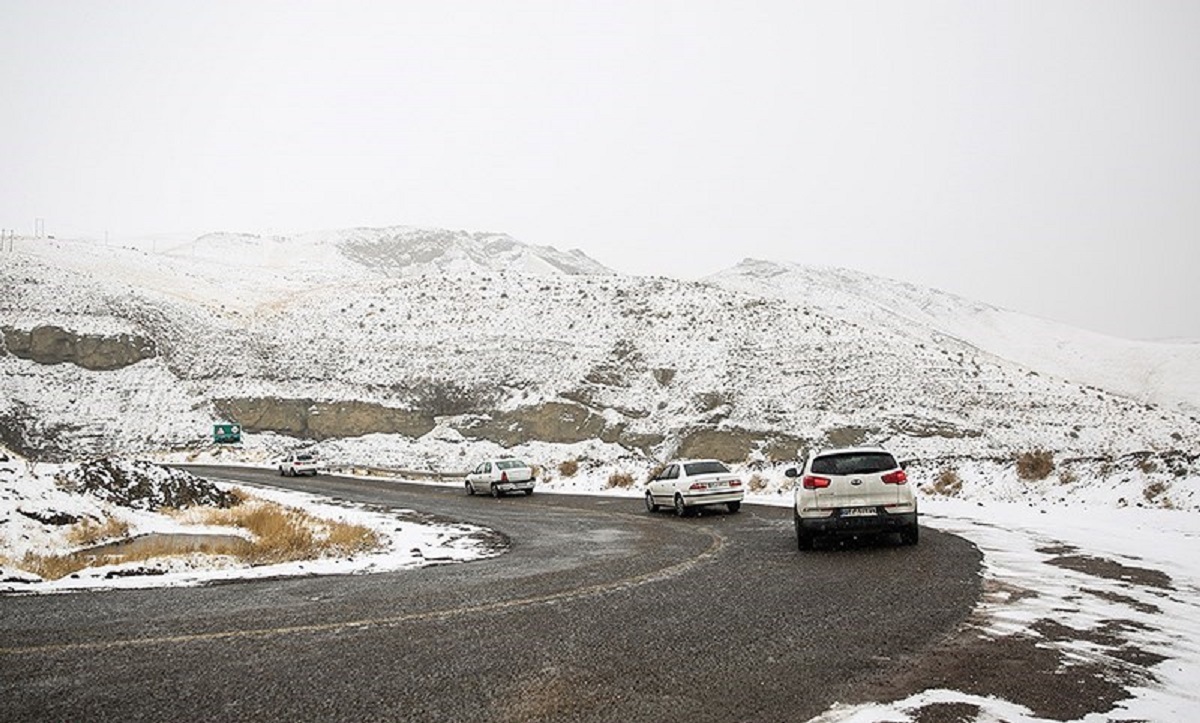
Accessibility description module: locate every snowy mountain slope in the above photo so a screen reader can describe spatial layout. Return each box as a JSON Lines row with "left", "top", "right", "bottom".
{"left": 1, "top": 227, "right": 1198, "bottom": 491}
{"left": 708, "top": 258, "right": 1200, "bottom": 412}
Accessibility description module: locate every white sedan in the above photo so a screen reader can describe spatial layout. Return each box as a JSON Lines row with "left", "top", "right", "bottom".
{"left": 645, "top": 459, "right": 744, "bottom": 516}
{"left": 466, "top": 458, "right": 536, "bottom": 498}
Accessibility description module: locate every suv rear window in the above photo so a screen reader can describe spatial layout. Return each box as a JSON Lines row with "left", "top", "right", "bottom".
{"left": 684, "top": 461, "right": 730, "bottom": 475}
{"left": 811, "top": 452, "right": 897, "bottom": 476}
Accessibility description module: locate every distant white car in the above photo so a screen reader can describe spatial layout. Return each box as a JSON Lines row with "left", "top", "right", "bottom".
{"left": 645, "top": 459, "right": 744, "bottom": 516}
{"left": 786, "top": 446, "right": 918, "bottom": 549}
{"left": 277, "top": 451, "right": 319, "bottom": 477}
{"left": 466, "top": 458, "right": 536, "bottom": 497}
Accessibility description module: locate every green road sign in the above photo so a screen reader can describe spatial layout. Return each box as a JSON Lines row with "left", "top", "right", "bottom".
{"left": 213, "top": 423, "right": 241, "bottom": 443}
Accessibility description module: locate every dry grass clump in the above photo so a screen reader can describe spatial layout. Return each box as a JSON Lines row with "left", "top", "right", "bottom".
{"left": 748, "top": 474, "right": 768, "bottom": 493}
{"left": 15, "top": 552, "right": 90, "bottom": 581}
{"left": 645, "top": 464, "right": 665, "bottom": 484}
{"left": 606, "top": 472, "right": 636, "bottom": 489}
{"left": 200, "top": 499, "right": 380, "bottom": 565}
{"left": 14, "top": 494, "right": 383, "bottom": 581}
{"left": 932, "top": 468, "right": 963, "bottom": 496}
{"left": 1016, "top": 450, "right": 1055, "bottom": 481}
{"left": 15, "top": 517, "right": 136, "bottom": 580}
{"left": 558, "top": 459, "right": 580, "bottom": 477}
{"left": 67, "top": 516, "right": 130, "bottom": 547}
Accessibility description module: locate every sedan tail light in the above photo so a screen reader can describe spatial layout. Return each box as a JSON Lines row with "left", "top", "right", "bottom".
{"left": 729, "top": 479, "right": 742, "bottom": 487}
{"left": 803, "top": 475, "right": 831, "bottom": 489}
{"left": 501, "top": 471, "right": 509, "bottom": 482}
{"left": 689, "top": 482, "right": 707, "bottom": 490}
{"left": 882, "top": 470, "right": 908, "bottom": 485}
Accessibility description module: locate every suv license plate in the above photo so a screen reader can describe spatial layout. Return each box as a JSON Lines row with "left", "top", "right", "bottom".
{"left": 842, "top": 507, "right": 877, "bottom": 517}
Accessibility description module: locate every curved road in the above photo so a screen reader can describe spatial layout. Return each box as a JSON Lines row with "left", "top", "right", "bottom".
{"left": 0, "top": 467, "right": 981, "bottom": 722}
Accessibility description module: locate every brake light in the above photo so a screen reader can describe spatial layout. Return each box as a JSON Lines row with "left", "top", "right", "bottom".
{"left": 803, "top": 475, "right": 830, "bottom": 489}
{"left": 882, "top": 470, "right": 908, "bottom": 485}
{"left": 730, "top": 479, "right": 742, "bottom": 487}
{"left": 689, "top": 482, "right": 706, "bottom": 490}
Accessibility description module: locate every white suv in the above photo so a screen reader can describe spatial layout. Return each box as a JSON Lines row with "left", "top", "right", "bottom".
{"left": 645, "top": 459, "right": 744, "bottom": 516}
{"left": 277, "top": 451, "right": 319, "bottom": 477}
{"left": 786, "top": 446, "right": 917, "bottom": 549}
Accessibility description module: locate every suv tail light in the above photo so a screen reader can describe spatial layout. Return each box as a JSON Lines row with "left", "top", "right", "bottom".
{"left": 803, "top": 475, "right": 831, "bottom": 489}
{"left": 882, "top": 470, "right": 908, "bottom": 485}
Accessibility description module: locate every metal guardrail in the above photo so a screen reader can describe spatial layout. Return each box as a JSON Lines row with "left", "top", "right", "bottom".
{"left": 328, "top": 465, "right": 468, "bottom": 482}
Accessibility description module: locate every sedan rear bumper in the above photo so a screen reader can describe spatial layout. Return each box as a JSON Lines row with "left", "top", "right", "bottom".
{"left": 681, "top": 490, "right": 744, "bottom": 507}
{"left": 495, "top": 480, "right": 535, "bottom": 493}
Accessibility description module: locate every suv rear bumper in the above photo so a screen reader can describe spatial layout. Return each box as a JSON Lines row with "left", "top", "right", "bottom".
{"left": 796, "top": 509, "right": 917, "bottom": 536}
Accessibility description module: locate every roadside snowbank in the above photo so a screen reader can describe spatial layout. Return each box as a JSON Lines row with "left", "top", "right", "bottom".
{"left": 0, "top": 454, "right": 499, "bottom": 594}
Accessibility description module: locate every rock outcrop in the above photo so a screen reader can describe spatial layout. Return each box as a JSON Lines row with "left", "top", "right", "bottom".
{"left": 2, "top": 325, "right": 156, "bottom": 371}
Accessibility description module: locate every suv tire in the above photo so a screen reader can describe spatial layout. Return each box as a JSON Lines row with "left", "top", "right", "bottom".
{"left": 795, "top": 516, "right": 814, "bottom": 551}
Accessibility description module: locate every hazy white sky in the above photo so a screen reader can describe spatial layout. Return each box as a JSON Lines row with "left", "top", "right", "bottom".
{"left": 3, "top": 1, "right": 1198, "bottom": 340}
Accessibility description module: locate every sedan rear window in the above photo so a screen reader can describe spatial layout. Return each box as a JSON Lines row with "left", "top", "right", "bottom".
{"left": 811, "top": 452, "right": 897, "bottom": 476}
{"left": 684, "top": 461, "right": 730, "bottom": 475}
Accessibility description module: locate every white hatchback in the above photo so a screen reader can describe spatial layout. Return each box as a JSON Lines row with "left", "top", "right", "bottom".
{"left": 645, "top": 459, "right": 744, "bottom": 516}
{"left": 786, "top": 446, "right": 918, "bottom": 549}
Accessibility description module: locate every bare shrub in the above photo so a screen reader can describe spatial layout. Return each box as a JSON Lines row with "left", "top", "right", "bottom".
{"left": 645, "top": 464, "right": 665, "bottom": 484}
{"left": 748, "top": 474, "right": 768, "bottom": 493}
{"left": 558, "top": 459, "right": 579, "bottom": 477}
{"left": 1016, "top": 450, "right": 1055, "bottom": 481}
{"left": 228, "top": 487, "right": 253, "bottom": 506}
{"left": 1144, "top": 480, "right": 1168, "bottom": 503}
{"left": 606, "top": 472, "right": 635, "bottom": 489}
{"left": 932, "top": 468, "right": 962, "bottom": 496}
{"left": 1138, "top": 458, "right": 1159, "bottom": 474}
{"left": 1058, "top": 468, "right": 1078, "bottom": 485}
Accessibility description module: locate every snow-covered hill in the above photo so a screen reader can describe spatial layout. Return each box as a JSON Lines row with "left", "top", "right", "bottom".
{"left": 1, "top": 226, "right": 1198, "bottom": 509}
{"left": 709, "top": 258, "right": 1200, "bottom": 412}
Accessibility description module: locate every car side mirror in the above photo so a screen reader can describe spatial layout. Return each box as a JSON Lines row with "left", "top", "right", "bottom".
{"left": 784, "top": 468, "right": 799, "bottom": 478}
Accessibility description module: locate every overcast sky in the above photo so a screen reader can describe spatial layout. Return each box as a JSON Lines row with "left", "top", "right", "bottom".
{"left": 3, "top": 1, "right": 1198, "bottom": 340}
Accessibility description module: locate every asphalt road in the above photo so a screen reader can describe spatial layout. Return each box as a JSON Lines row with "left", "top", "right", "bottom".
{"left": 0, "top": 467, "right": 982, "bottom": 722}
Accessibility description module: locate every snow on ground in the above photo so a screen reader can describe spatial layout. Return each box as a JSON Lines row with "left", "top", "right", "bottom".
{"left": 3, "top": 447, "right": 1200, "bottom": 719}
{"left": 808, "top": 498, "right": 1200, "bottom": 722}
{"left": 0, "top": 454, "right": 498, "bottom": 594}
